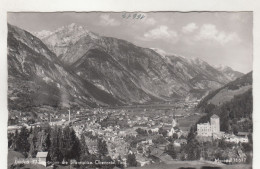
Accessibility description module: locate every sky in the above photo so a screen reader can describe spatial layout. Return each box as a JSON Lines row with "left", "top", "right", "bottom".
{"left": 7, "top": 12, "right": 253, "bottom": 73}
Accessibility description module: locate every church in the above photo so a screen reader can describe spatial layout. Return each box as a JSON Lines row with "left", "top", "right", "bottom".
{"left": 197, "top": 114, "right": 220, "bottom": 137}
{"left": 167, "top": 115, "right": 178, "bottom": 137}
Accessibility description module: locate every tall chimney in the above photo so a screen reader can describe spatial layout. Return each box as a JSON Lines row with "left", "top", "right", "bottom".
{"left": 69, "top": 108, "right": 71, "bottom": 122}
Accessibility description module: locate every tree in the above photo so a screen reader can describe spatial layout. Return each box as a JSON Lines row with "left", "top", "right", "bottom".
{"left": 16, "top": 126, "right": 30, "bottom": 157}
{"left": 97, "top": 138, "right": 108, "bottom": 157}
{"left": 8, "top": 133, "right": 13, "bottom": 148}
{"left": 69, "top": 129, "right": 81, "bottom": 161}
{"left": 127, "top": 153, "right": 137, "bottom": 167}
{"left": 152, "top": 135, "right": 167, "bottom": 145}
{"left": 27, "top": 118, "right": 35, "bottom": 125}
{"left": 187, "top": 126, "right": 196, "bottom": 143}
{"left": 159, "top": 127, "right": 168, "bottom": 137}
{"left": 29, "top": 126, "right": 33, "bottom": 133}
{"left": 137, "top": 145, "right": 143, "bottom": 154}
{"left": 242, "top": 143, "right": 252, "bottom": 153}
{"left": 186, "top": 139, "right": 200, "bottom": 160}
{"left": 232, "top": 124, "right": 239, "bottom": 135}
{"left": 115, "top": 155, "right": 124, "bottom": 168}
{"left": 28, "top": 133, "right": 37, "bottom": 158}
{"left": 45, "top": 132, "right": 51, "bottom": 151}
{"left": 172, "top": 133, "right": 178, "bottom": 140}
{"left": 60, "top": 126, "right": 71, "bottom": 161}
{"left": 80, "top": 134, "right": 89, "bottom": 160}
{"left": 148, "top": 129, "right": 152, "bottom": 135}
{"left": 50, "top": 126, "right": 63, "bottom": 162}
{"left": 166, "top": 143, "right": 176, "bottom": 159}
{"left": 136, "top": 128, "right": 148, "bottom": 136}
{"left": 13, "top": 129, "right": 19, "bottom": 150}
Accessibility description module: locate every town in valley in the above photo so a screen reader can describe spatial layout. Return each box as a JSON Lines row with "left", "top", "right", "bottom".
{"left": 7, "top": 12, "right": 253, "bottom": 169}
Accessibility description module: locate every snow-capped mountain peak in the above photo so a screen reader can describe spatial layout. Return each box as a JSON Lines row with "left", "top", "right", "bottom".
{"left": 213, "top": 64, "right": 230, "bottom": 71}
{"left": 150, "top": 48, "right": 167, "bottom": 58}
{"left": 33, "top": 30, "right": 53, "bottom": 39}
{"left": 213, "top": 64, "right": 244, "bottom": 81}
{"left": 33, "top": 23, "right": 100, "bottom": 56}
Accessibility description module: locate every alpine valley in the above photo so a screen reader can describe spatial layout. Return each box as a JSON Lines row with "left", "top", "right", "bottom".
{"left": 8, "top": 23, "right": 244, "bottom": 112}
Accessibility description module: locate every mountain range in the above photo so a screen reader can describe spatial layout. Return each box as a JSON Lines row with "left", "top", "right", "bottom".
{"left": 8, "top": 24, "right": 121, "bottom": 112}
{"left": 8, "top": 23, "right": 245, "bottom": 111}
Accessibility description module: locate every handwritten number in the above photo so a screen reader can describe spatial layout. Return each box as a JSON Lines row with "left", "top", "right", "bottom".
{"left": 133, "top": 13, "right": 137, "bottom": 19}
{"left": 122, "top": 12, "right": 126, "bottom": 18}
{"left": 122, "top": 13, "right": 146, "bottom": 20}
{"left": 136, "top": 14, "right": 141, "bottom": 19}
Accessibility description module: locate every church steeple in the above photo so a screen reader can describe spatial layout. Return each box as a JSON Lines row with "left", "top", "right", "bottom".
{"left": 172, "top": 115, "right": 177, "bottom": 128}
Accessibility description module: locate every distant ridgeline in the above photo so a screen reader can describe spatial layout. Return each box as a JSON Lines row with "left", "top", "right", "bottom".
{"left": 196, "top": 72, "right": 253, "bottom": 134}
{"left": 197, "top": 71, "right": 252, "bottom": 110}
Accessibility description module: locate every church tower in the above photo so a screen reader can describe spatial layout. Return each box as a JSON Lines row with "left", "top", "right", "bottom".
{"left": 210, "top": 114, "right": 220, "bottom": 133}
{"left": 172, "top": 115, "right": 177, "bottom": 128}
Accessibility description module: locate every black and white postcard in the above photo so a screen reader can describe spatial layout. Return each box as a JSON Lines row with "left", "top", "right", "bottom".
{"left": 0, "top": 0, "right": 259, "bottom": 169}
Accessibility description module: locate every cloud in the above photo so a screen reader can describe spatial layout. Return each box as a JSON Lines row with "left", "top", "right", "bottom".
{"left": 195, "top": 24, "right": 241, "bottom": 45}
{"left": 143, "top": 25, "right": 178, "bottom": 40}
{"left": 144, "top": 17, "right": 156, "bottom": 25}
{"left": 99, "top": 14, "right": 120, "bottom": 26}
{"left": 131, "top": 17, "right": 156, "bottom": 30}
{"left": 182, "top": 23, "right": 198, "bottom": 33}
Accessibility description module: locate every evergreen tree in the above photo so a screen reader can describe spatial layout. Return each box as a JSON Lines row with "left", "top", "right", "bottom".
{"left": 187, "top": 126, "right": 196, "bottom": 143}
{"left": 186, "top": 139, "right": 200, "bottom": 160}
{"left": 8, "top": 133, "right": 14, "bottom": 148}
{"left": 12, "top": 129, "right": 19, "bottom": 150}
{"left": 16, "top": 126, "right": 30, "bottom": 157}
{"left": 45, "top": 132, "right": 51, "bottom": 151}
{"left": 61, "top": 126, "right": 70, "bottom": 161}
{"left": 28, "top": 132, "right": 37, "bottom": 158}
{"left": 166, "top": 143, "right": 176, "bottom": 159}
{"left": 97, "top": 138, "right": 108, "bottom": 157}
{"left": 29, "top": 126, "right": 33, "bottom": 134}
{"left": 69, "top": 128, "right": 81, "bottom": 161}
{"left": 80, "top": 134, "right": 89, "bottom": 160}
{"left": 50, "top": 126, "right": 63, "bottom": 162}
{"left": 137, "top": 145, "right": 143, "bottom": 154}
{"left": 126, "top": 153, "right": 137, "bottom": 167}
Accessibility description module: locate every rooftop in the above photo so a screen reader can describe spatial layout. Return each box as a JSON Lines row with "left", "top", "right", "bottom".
{"left": 211, "top": 114, "right": 219, "bottom": 119}
{"left": 36, "top": 152, "right": 48, "bottom": 158}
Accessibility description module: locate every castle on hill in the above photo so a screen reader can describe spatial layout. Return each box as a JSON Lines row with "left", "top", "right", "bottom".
{"left": 196, "top": 114, "right": 249, "bottom": 143}
{"left": 197, "top": 114, "right": 220, "bottom": 137}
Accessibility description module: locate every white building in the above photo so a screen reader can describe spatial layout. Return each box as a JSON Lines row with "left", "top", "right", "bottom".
{"left": 197, "top": 122, "right": 212, "bottom": 137}
{"left": 168, "top": 117, "right": 177, "bottom": 137}
{"left": 224, "top": 134, "right": 249, "bottom": 143}
{"left": 197, "top": 114, "right": 220, "bottom": 137}
{"left": 36, "top": 152, "right": 48, "bottom": 167}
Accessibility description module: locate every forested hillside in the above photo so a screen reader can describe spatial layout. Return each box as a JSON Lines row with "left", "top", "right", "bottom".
{"left": 197, "top": 88, "right": 253, "bottom": 134}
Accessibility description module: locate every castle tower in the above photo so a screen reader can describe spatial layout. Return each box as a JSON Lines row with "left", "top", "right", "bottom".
{"left": 210, "top": 114, "right": 220, "bottom": 134}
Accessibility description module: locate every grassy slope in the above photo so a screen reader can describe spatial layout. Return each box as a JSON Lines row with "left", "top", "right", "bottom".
{"left": 197, "top": 72, "right": 252, "bottom": 110}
